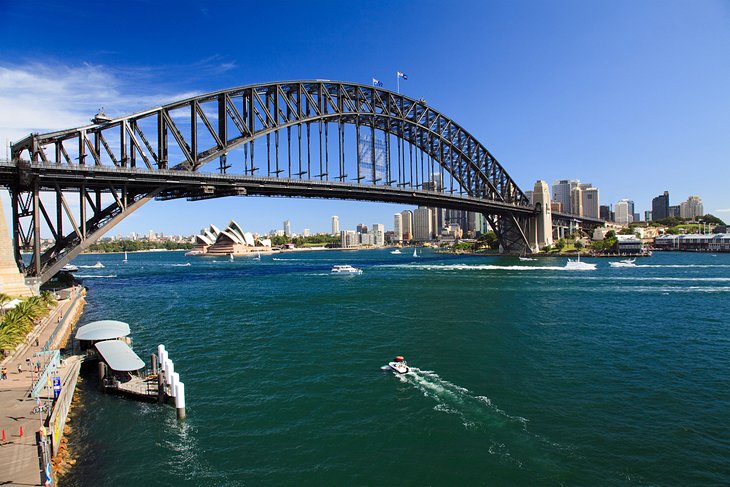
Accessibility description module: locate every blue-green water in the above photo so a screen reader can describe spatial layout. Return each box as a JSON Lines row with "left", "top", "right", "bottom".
{"left": 61, "top": 250, "right": 729, "bottom": 486}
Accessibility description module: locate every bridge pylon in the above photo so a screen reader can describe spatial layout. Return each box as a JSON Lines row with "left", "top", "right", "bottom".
{"left": 527, "top": 180, "right": 553, "bottom": 252}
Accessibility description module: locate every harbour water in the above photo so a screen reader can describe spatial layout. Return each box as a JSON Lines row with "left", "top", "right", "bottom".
{"left": 61, "top": 250, "right": 729, "bottom": 485}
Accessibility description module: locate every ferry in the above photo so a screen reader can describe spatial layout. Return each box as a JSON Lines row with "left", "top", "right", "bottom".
{"left": 565, "top": 255, "right": 597, "bottom": 270}
{"left": 331, "top": 264, "right": 362, "bottom": 275}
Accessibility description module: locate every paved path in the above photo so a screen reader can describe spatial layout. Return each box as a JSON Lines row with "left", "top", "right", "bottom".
{"left": 0, "top": 287, "right": 85, "bottom": 486}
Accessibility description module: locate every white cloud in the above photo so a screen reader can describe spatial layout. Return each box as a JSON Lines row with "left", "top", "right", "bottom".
{"left": 0, "top": 62, "right": 200, "bottom": 156}
{"left": 715, "top": 208, "right": 730, "bottom": 213}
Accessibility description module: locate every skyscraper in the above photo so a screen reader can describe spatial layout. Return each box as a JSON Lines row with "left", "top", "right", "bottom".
{"left": 283, "top": 220, "right": 292, "bottom": 237}
{"left": 331, "top": 216, "right": 339, "bottom": 236}
{"left": 552, "top": 179, "right": 579, "bottom": 214}
{"left": 615, "top": 200, "right": 632, "bottom": 225}
{"left": 570, "top": 187, "right": 583, "bottom": 216}
{"left": 372, "top": 223, "right": 385, "bottom": 247}
{"left": 652, "top": 191, "right": 670, "bottom": 221}
{"left": 413, "top": 207, "right": 433, "bottom": 242}
{"left": 393, "top": 213, "right": 403, "bottom": 242}
{"left": 680, "top": 196, "right": 703, "bottom": 220}
{"left": 400, "top": 210, "right": 413, "bottom": 241}
{"left": 581, "top": 188, "right": 600, "bottom": 219}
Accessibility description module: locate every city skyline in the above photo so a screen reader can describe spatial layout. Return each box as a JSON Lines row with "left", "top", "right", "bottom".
{"left": 1, "top": 1, "right": 729, "bottom": 237}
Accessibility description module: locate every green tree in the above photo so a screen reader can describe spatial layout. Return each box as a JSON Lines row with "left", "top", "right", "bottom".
{"left": 574, "top": 240, "right": 584, "bottom": 250}
{"left": 702, "top": 214, "right": 725, "bottom": 226}
{"left": 555, "top": 238, "right": 566, "bottom": 251}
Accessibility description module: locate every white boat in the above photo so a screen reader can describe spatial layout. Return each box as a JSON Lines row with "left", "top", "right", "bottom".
{"left": 413, "top": 248, "right": 419, "bottom": 257}
{"left": 255, "top": 251, "right": 261, "bottom": 261}
{"left": 229, "top": 253, "right": 234, "bottom": 262}
{"left": 565, "top": 254, "right": 597, "bottom": 270}
{"left": 609, "top": 258, "right": 636, "bottom": 268}
{"left": 390, "top": 249, "right": 402, "bottom": 254}
{"left": 331, "top": 264, "right": 362, "bottom": 275}
{"left": 90, "top": 261, "right": 104, "bottom": 269}
{"left": 184, "top": 250, "right": 204, "bottom": 256}
{"left": 519, "top": 256, "right": 537, "bottom": 262}
{"left": 388, "top": 356, "right": 410, "bottom": 374}
{"left": 61, "top": 264, "right": 78, "bottom": 272}
{"left": 122, "top": 251, "right": 128, "bottom": 264}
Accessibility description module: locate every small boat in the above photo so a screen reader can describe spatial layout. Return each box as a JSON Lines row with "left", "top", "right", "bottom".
{"left": 184, "top": 250, "right": 204, "bottom": 256}
{"left": 519, "top": 256, "right": 537, "bottom": 262}
{"left": 61, "top": 264, "right": 78, "bottom": 272}
{"left": 413, "top": 247, "right": 419, "bottom": 258}
{"left": 388, "top": 356, "right": 409, "bottom": 374}
{"left": 609, "top": 258, "right": 636, "bottom": 268}
{"left": 229, "top": 253, "right": 234, "bottom": 262}
{"left": 122, "top": 251, "right": 128, "bottom": 264}
{"left": 331, "top": 264, "right": 362, "bottom": 275}
{"left": 390, "top": 249, "right": 402, "bottom": 255}
{"left": 565, "top": 254, "right": 596, "bottom": 270}
{"left": 90, "top": 261, "right": 104, "bottom": 269}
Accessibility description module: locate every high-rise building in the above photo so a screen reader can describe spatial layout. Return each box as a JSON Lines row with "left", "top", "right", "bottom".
{"left": 552, "top": 179, "right": 579, "bottom": 214}
{"left": 680, "top": 196, "right": 704, "bottom": 220}
{"left": 356, "top": 223, "right": 368, "bottom": 235}
{"left": 580, "top": 188, "right": 599, "bottom": 219}
{"left": 393, "top": 213, "right": 403, "bottom": 242}
{"left": 570, "top": 187, "right": 583, "bottom": 216}
{"left": 644, "top": 210, "right": 653, "bottom": 222}
{"left": 423, "top": 173, "right": 445, "bottom": 236}
{"left": 669, "top": 205, "right": 680, "bottom": 218}
{"left": 413, "top": 207, "right": 433, "bottom": 242}
{"left": 615, "top": 200, "right": 632, "bottom": 225}
{"left": 331, "top": 216, "right": 339, "bottom": 236}
{"left": 600, "top": 205, "right": 611, "bottom": 221}
{"left": 652, "top": 191, "right": 670, "bottom": 221}
{"left": 341, "top": 230, "right": 358, "bottom": 248}
{"left": 283, "top": 220, "right": 292, "bottom": 237}
{"left": 372, "top": 223, "right": 385, "bottom": 247}
{"left": 401, "top": 210, "right": 413, "bottom": 241}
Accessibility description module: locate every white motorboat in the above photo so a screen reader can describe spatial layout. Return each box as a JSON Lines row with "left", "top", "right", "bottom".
{"left": 565, "top": 254, "right": 597, "bottom": 270}
{"left": 390, "top": 249, "right": 402, "bottom": 254}
{"left": 388, "top": 356, "right": 410, "bottom": 374}
{"left": 90, "top": 261, "right": 104, "bottom": 269}
{"left": 61, "top": 264, "right": 78, "bottom": 272}
{"left": 255, "top": 251, "right": 261, "bottom": 261}
{"left": 331, "top": 264, "right": 362, "bottom": 275}
{"left": 122, "top": 251, "right": 128, "bottom": 264}
{"left": 184, "top": 250, "right": 204, "bottom": 256}
{"left": 609, "top": 258, "right": 636, "bottom": 268}
{"left": 519, "top": 256, "right": 537, "bottom": 262}
{"left": 229, "top": 253, "right": 234, "bottom": 262}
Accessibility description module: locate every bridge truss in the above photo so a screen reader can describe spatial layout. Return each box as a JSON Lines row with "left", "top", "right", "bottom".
{"left": 7, "top": 80, "right": 539, "bottom": 283}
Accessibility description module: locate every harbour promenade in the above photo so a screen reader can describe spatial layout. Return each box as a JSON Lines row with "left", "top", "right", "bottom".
{"left": 0, "top": 286, "right": 86, "bottom": 486}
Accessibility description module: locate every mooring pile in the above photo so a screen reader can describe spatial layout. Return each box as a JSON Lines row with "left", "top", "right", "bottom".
{"left": 154, "top": 344, "right": 186, "bottom": 420}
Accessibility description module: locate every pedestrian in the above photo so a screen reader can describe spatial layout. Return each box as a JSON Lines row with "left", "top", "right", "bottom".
{"left": 35, "top": 337, "right": 39, "bottom": 346}
{"left": 17, "top": 364, "right": 22, "bottom": 374}
{"left": 1, "top": 367, "right": 7, "bottom": 380}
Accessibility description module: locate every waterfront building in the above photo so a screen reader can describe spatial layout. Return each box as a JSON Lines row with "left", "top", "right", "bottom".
{"left": 413, "top": 207, "right": 433, "bottom": 242}
{"left": 393, "top": 213, "right": 403, "bottom": 242}
{"left": 206, "top": 220, "right": 272, "bottom": 255}
{"left": 372, "top": 223, "right": 385, "bottom": 247}
{"left": 654, "top": 233, "right": 730, "bottom": 251}
{"left": 615, "top": 200, "right": 633, "bottom": 225}
{"left": 340, "top": 230, "right": 358, "bottom": 248}
{"left": 679, "top": 196, "right": 704, "bottom": 220}
{"left": 652, "top": 191, "right": 670, "bottom": 221}
{"left": 191, "top": 224, "right": 221, "bottom": 253}
{"left": 359, "top": 232, "right": 374, "bottom": 246}
{"left": 401, "top": 210, "right": 414, "bottom": 241}
{"left": 552, "top": 179, "right": 580, "bottom": 214}
{"left": 331, "top": 216, "right": 340, "bottom": 236}
{"left": 616, "top": 235, "right": 642, "bottom": 253}
{"left": 356, "top": 223, "right": 368, "bottom": 235}
{"left": 581, "top": 187, "right": 600, "bottom": 219}
{"left": 284, "top": 220, "right": 292, "bottom": 237}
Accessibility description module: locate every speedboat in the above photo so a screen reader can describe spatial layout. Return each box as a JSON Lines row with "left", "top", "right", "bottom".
{"left": 565, "top": 255, "right": 597, "bottom": 270}
{"left": 331, "top": 264, "right": 362, "bottom": 275}
{"left": 184, "top": 250, "right": 204, "bottom": 256}
{"left": 61, "top": 264, "right": 78, "bottom": 272}
{"left": 390, "top": 249, "right": 402, "bottom": 254}
{"left": 388, "top": 356, "right": 409, "bottom": 374}
{"left": 90, "top": 261, "right": 104, "bottom": 269}
{"left": 609, "top": 258, "right": 636, "bottom": 268}
{"left": 519, "top": 256, "right": 537, "bottom": 261}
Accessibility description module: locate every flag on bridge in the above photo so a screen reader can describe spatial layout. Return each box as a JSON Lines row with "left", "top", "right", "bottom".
{"left": 372, "top": 78, "right": 383, "bottom": 87}
{"left": 397, "top": 71, "right": 408, "bottom": 80}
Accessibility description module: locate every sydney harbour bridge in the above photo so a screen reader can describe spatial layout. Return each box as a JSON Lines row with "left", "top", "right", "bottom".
{"left": 0, "top": 80, "right": 601, "bottom": 285}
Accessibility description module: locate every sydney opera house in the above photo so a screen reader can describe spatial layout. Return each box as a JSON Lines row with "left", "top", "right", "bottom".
{"left": 188, "top": 220, "right": 273, "bottom": 256}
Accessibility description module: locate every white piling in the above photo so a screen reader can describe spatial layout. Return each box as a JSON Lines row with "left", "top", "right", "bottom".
{"left": 157, "top": 345, "right": 166, "bottom": 368}
{"left": 175, "top": 382, "right": 186, "bottom": 420}
{"left": 170, "top": 372, "right": 180, "bottom": 397}
{"left": 166, "top": 360, "right": 174, "bottom": 385}
{"left": 160, "top": 350, "right": 168, "bottom": 372}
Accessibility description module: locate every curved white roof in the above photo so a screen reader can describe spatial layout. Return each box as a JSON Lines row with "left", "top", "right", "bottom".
{"left": 95, "top": 340, "right": 145, "bottom": 371}
{"left": 243, "top": 232, "right": 255, "bottom": 247}
{"left": 75, "top": 320, "right": 131, "bottom": 341}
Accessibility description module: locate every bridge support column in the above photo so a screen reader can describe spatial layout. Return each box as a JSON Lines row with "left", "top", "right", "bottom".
{"left": 527, "top": 180, "right": 553, "bottom": 252}
{"left": 0, "top": 198, "right": 33, "bottom": 296}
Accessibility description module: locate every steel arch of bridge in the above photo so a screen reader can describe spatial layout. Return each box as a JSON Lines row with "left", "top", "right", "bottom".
{"left": 9, "top": 80, "right": 537, "bottom": 283}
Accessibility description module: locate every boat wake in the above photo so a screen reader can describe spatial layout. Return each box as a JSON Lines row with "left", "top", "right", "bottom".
{"left": 75, "top": 274, "right": 117, "bottom": 278}
{"left": 381, "top": 263, "right": 568, "bottom": 271}
{"left": 389, "top": 367, "right": 568, "bottom": 471}
{"left": 169, "top": 263, "right": 192, "bottom": 267}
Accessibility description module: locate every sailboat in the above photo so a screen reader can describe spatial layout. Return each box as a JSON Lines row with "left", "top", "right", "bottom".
{"left": 229, "top": 253, "right": 234, "bottom": 262}
{"left": 255, "top": 251, "right": 261, "bottom": 261}
{"left": 413, "top": 247, "right": 418, "bottom": 258}
{"left": 122, "top": 251, "right": 128, "bottom": 264}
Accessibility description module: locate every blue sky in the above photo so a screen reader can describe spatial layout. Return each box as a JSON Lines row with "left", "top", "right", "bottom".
{"left": 1, "top": 0, "right": 729, "bottom": 236}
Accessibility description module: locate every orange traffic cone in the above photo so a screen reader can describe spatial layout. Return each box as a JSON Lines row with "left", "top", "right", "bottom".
{"left": 19, "top": 425, "right": 23, "bottom": 438}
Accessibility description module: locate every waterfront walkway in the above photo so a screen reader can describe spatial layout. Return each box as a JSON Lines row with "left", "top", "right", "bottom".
{"left": 0, "top": 286, "right": 85, "bottom": 486}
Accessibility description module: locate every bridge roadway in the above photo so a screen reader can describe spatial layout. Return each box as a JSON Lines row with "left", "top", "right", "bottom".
{"left": 0, "top": 161, "right": 538, "bottom": 217}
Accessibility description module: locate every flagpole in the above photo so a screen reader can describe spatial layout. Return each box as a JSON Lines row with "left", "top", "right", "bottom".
{"left": 397, "top": 73, "right": 400, "bottom": 94}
